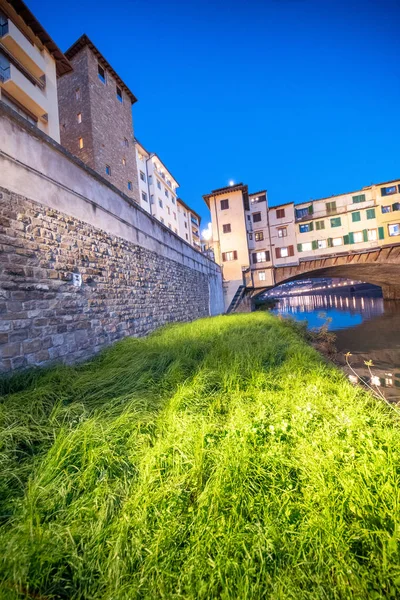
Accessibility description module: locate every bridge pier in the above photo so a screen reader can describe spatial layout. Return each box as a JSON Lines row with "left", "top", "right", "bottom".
{"left": 381, "top": 285, "right": 400, "bottom": 300}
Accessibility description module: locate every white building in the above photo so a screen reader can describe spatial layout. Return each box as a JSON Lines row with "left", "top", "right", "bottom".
{"left": 0, "top": 0, "right": 72, "bottom": 141}
{"left": 135, "top": 139, "right": 201, "bottom": 247}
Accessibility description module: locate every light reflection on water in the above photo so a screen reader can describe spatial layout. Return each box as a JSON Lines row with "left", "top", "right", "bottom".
{"left": 271, "top": 293, "right": 384, "bottom": 331}
{"left": 271, "top": 291, "right": 400, "bottom": 401}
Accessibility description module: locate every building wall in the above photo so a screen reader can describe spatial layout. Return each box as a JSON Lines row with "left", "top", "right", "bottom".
{"left": 269, "top": 203, "right": 298, "bottom": 267}
{"left": 177, "top": 200, "right": 193, "bottom": 245}
{"left": 58, "top": 45, "right": 139, "bottom": 203}
{"left": 209, "top": 188, "right": 250, "bottom": 309}
{"left": 375, "top": 180, "right": 400, "bottom": 243}
{"left": 0, "top": 1, "right": 61, "bottom": 141}
{"left": 247, "top": 192, "right": 274, "bottom": 288}
{"left": 0, "top": 105, "right": 224, "bottom": 371}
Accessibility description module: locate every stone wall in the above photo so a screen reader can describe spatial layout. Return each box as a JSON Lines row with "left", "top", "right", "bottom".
{"left": 0, "top": 105, "right": 224, "bottom": 372}
{"left": 0, "top": 188, "right": 210, "bottom": 372}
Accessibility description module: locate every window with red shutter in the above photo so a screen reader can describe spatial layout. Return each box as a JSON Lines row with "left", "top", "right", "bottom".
{"left": 288, "top": 245, "right": 294, "bottom": 257}
{"left": 275, "top": 248, "right": 281, "bottom": 259}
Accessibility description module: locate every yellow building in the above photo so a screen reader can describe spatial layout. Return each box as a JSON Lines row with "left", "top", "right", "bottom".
{"left": 0, "top": 0, "right": 71, "bottom": 141}
{"left": 374, "top": 179, "right": 400, "bottom": 243}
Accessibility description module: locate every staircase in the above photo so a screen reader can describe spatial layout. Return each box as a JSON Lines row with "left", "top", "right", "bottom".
{"left": 226, "top": 285, "right": 245, "bottom": 314}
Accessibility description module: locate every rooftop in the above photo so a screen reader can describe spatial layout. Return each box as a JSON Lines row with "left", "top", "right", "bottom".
{"left": 177, "top": 198, "right": 201, "bottom": 222}
{"left": 203, "top": 183, "right": 248, "bottom": 208}
{"left": 65, "top": 34, "right": 137, "bottom": 104}
{"left": 4, "top": 0, "right": 72, "bottom": 76}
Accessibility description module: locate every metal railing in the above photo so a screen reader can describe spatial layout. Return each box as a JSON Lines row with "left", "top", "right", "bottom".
{"left": 0, "top": 63, "right": 10, "bottom": 83}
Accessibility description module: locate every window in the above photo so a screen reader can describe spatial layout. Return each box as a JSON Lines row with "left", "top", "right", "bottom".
{"left": 275, "top": 246, "right": 294, "bottom": 259}
{"left": 316, "top": 220, "right": 325, "bottom": 230}
{"left": 167, "top": 206, "right": 170, "bottom": 215}
{"left": 382, "top": 205, "right": 391, "bottom": 213}
{"left": 366, "top": 208, "right": 375, "bottom": 220}
{"left": 388, "top": 223, "right": 400, "bottom": 237}
{"left": 352, "top": 211, "right": 361, "bottom": 223}
{"left": 140, "top": 171, "right": 146, "bottom": 182}
{"left": 223, "top": 224, "right": 231, "bottom": 233}
{"left": 157, "top": 180, "right": 161, "bottom": 190}
{"left": 128, "top": 181, "right": 133, "bottom": 191}
{"left": 222, "top": 251, "right": 238, "bottom": 261}
{"left": 186, "top": 234, "right": 188, "bottom": 240}
{"left": 332, "top": 237, "right": 342, "bottom": 247}
{"left": 278, "top": 227, "right": 287, "bottom": 238}
{"left": 105, "top": 165, "right": 111, "bottom": 176}
{"left": 220, "top": 199, "right": 229, "bottom": 210}
{"left": 326, "top": 201, "right": 337, "bottom": 214}
{"left": 252, "top": 212, "right": 262, "bottom": 223}
{"left": 255, "top": 231, "right": 264, "bottom": 241}
{"left": 280, "top": 247, "right": 289, "bottom": 258}
{"left": 98, "top": 64, "right": 106, "bottom": 83}
{"left": 173, "top": 212, "right": 177, "bottom": 220}
{"left": 318, "top": 239, "right": 327, "bottom": 249}
{"left": 393, "top": 202, "right": 400, "bottom": 211}
{"left": 75, "top": 88, "right": 81, "bottom": 100}
{"left": 300, "top": 242, "right": 312, "bottom": 252}
{"left": 78, "top": 137, "right": 84, "bottom": 149}
{"left": 295, "top": 206, "right": 312, "bottom": 219}
{"left": 123, "top": 138, "right": 129, "bottom": 147}
{"left": 276, "top": 208, "right": 285, "bottom": 219}
{"left": 184, "top": 222, "right": 187, "bottom": 229}
{"left": 381, "top": 185, "right": 397, "bottom": 196}
{"left": 141, "top": 191, "right": 147, "bottom": 202}
{"left": 249, "top": 233, "right": 253, "bottom": 240}
{"left": 122, "top": 158, "right": 126, "bottom": 166}
{"left": 330, "top": 217, "right": 341, "bottom": 227}
{"left": 299, "top": 223, "right": 313, "bottom": 233}
{"left": 159, "top": 199, "right": 163, "bottom": 208}
{"left": 77, "top": 113, "right": 82, "bottom": 123}
{"left": 150, "top": 195, "right": 154, "bottom": 204}
{"left": 172, "top": 197, "right": 176, "bottom": 204}
{"left": 116, "top": 86, "right": 122, "bottom": 103}
{"left": 165, "top": 189, "right": 169, "bottom": 197}
{"left": 352, "top": 194, "right": 366, "bottom": 203}
{"left": 252, "top": 251, "right": 270, "bottom": 263}
{"left": 258, "top": 271, "right": 266, "bottom": 281}
{"left": 353, "top": 231, "right": 363, "bottom": 243}
{"left": 368, "top": 229, "right": 377, "bottom": 241}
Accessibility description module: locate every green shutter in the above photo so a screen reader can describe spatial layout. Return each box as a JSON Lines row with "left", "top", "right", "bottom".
{"left": 343, "top": 234, "right": 349, "bottom": 245}
{"left": 349, "top": 232, "right": 355, "bottom": 244}
{"left": 378, "top": 226, "right": 385, "bottom": 240}
{"left": 297, "top": 243, "right": 302, "bottom": 252}
{"left": 327, "top": 238, "right": 333, "bottom": 247}
{"left": 330, "top": 217, "right": 341, "bottom": 228}
{"left": 312, "top": 240, "right": 318, "bottom": 250}
{"left": 309, "top": 222, "right": 314, "bottom": 231}
{"left": 366, "top": 208, "right": 375, "bottom": 220}
{"left": 363, "top": 229, "right": 368, "bottom": 242}
{"left": 308, "top": 204, "right": 313, "bottom": 215}
{"left": 352, "top": 211, "right": 361, "bottom": 223}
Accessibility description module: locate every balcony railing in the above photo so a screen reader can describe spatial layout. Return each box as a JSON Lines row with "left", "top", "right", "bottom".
{"left": 192, "top": 229, "right": 200, "bottom": 238}
{"left": 0, "top": 21, "right": 8, "bottom": 38}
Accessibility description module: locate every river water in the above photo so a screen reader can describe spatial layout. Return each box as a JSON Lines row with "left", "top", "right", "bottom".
{"left": 271, "top": 287, "right": 400, "bottom": 401}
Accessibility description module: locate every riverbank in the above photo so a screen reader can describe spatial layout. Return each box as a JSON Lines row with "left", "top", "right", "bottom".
{"left": 1, "top": 313, "right": 400, "bottom": 599}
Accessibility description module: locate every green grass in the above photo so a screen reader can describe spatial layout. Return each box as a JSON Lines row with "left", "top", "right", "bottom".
{"left": 0, "top": 313, "right": 400, "bottom": 600}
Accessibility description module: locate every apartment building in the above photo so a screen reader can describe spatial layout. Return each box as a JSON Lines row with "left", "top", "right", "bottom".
{"left": 135, "top": 140, "right": 201, "bottom": 247}
{"left": 247, "top": 191, "right": 274, "bottom": 288}
{"left": 203, "top": 183, "right": 250, "bottom": 308}
{"left": 177, "top": 198, "right": 201, "bottom": 249}
{"left": 269, "top": 202, "right": 298, "bottom": 267}
{"left": 57, "top": 34, "right": 139, "bottom": 202}
{"left": 375, "top": 179, "right": 400, "bottom": 242}
{"left": 0, "top": 0, "right": 72, "bottom": 141}
{"left": 135, "top": 139, "right": 179, "bottom": 232}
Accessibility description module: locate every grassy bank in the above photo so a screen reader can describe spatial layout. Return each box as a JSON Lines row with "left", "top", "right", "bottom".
{"left": 1, "top": 313, "right": 399, "bottom": 599}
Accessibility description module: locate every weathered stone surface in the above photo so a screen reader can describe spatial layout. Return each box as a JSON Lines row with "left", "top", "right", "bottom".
{"left": 0, "top": 190, "right": 211, "bottom": 372}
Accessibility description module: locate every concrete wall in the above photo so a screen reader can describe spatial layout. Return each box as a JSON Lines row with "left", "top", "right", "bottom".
{"left": 0, "top": 105, "right": 223, "bottom": 371}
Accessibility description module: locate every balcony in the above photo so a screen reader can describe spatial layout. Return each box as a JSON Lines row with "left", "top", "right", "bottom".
{"left": 0, "top": 19, "right": 46, "bottom": 80}
{"left": 192, "top": 229, "right": 200, "bottom": 238}
{"left": 0, "top": 61, "right": 48, "bottom": 122}
{"left": 191, "top": 216, "right": 199, "bottom": 226}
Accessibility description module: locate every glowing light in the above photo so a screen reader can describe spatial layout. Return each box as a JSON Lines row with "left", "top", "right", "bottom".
{"left": 229, "top": 180, "right": 235, "bottom": 186}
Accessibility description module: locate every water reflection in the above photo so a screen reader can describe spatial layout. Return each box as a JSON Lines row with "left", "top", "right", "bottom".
{"left": 271, "top": 290, "right": 400, "bottom": 402}
{"left": 271, "top": 293, "right": 384, "bottom": 331}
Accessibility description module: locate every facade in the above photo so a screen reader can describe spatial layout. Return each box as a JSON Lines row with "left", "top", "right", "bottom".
{"left": 135, "top": 139, "right": 201, "bottom": 248}
{"left": 0, "top": 0, "right": 71, "bottom": 141}
{"left": 57, "top": 34, "right": 139, "bottom": 202}
{"left": 204, "top": 177, "right": 400, "bottom": 311}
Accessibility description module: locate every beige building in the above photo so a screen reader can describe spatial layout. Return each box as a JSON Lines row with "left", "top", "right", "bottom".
{"left": 177, "top": 198, "right": 201, "bottom": 249}
{"left": 203, "top": 183, "right": 251, "bottom": 310}
{"left": 375, "top": 179, "right": 400, "bottom": 244}
{"left": 0, "top": 0, "right": 71, "bottom": 141}
{"left": 247, "top": 191, "right": 274, "bottom": 288}
{"left": 269, "top": 202, "right": 298, "bottom": 267}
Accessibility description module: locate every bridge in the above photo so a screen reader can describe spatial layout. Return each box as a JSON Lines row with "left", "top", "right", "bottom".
{"left": 237, "top": 244, "right": 400, "bottom": 310}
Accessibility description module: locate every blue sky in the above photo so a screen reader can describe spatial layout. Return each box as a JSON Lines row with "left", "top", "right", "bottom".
{"left": 30, "top": 0, "right": 400, "bottom": 227}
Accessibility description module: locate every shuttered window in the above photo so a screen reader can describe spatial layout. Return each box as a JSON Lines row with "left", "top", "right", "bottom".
{"left": 222, "top": 251, "right": 237, "bottom": 261}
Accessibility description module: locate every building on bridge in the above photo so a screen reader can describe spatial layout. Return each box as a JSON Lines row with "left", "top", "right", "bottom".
{"left": 204, "top": 177, "right": 400, "bottom": 311}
